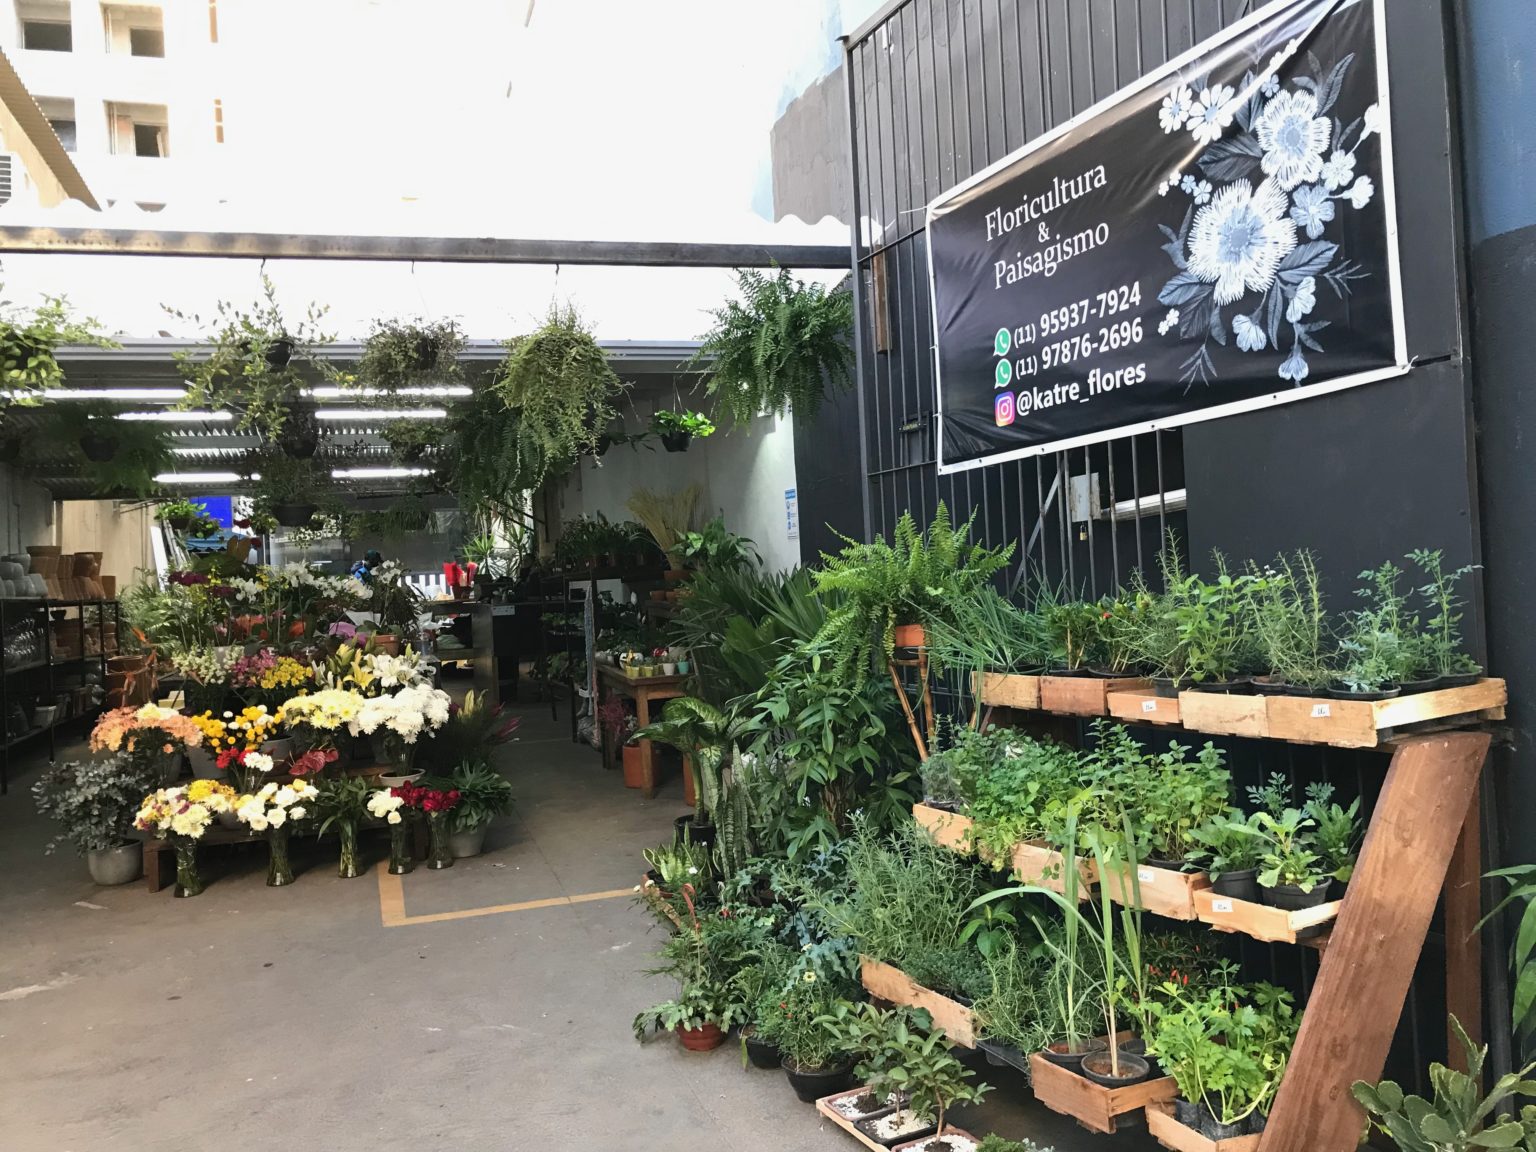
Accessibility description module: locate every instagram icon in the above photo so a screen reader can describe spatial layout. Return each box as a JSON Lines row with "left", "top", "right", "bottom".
{"left": 994, "top": 392, "right": 1016, "bottom": 426}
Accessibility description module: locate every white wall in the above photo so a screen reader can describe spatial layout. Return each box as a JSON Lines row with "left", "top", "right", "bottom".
{"left": 555, "top": 408, "right": 801, "bottom": 573}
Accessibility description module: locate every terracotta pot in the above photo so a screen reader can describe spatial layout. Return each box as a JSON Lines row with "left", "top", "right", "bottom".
{"left": 25, "top": 545, "right": 62, "bottom": 558}
{"left": 892, "top": 622, "right": 926, "bottom": 648}
{"left": 677, "top": 1023, "right": 725, "bottom": 1051}
{"left": 621, "top": 743, "right": 644, "bottom": 789}
{"left": 102, "top": 575, "right": 117, "bottom": 598}
{"left": 373, "top": 634, "right": 400, "bottom": 655}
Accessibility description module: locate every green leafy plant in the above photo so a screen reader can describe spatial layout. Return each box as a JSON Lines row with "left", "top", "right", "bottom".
{"left": 1248, "top": 551, "right": 1332, "bottom": 688}
{"left": 1174, "top": 555, "right": 1261, "bottom": 684}
{"left": 32, "top": 754, "right": 158, "bottom": 855}
{"left": 922, "top": 587, "right": 1052, "bottom": 721}
{"left": 492, "top": 303, "right": 625, "bottom": 492}
{"left": 251, "top": 449, "right": 323, "bottom": 520}
{"left": 812, "top": 502, "right": 1014, "bottom": 686}
{"left": 155, "top": 497, "right": 207, "bottom": 524}
{"left": 31, "top": 404, "right": 173, "bottom": 497}
{"left": 1303, "top": 782, "right": 1362, "bottom": 884}
{"left": 166, "top": 274, "right": 335, "bottom": 440}
{"left": 693, "top": 265, "right": 854, "bottom": 427}
{"left": 1407, "top": 548, "right": 1482, "bottom": 678}
{"left": 1352, "top": 1017, "right": 1536, "bottom": 1152}
{"left": 1336, "top": 562, "right": 1418, "bottom": 690}
{"left": 314, "top": 776, "right": 371, "bottom": 837}
{"left": 677, "top": 516, "right": 758, "bottom": 572}
{"left": 756, "top": 978, "right": 846, "bottom": 1071}
{"left": 643, "top": 833, "right": 712, "bottom": 888}
{"left": 446, "top": 761, "right": 514, "bottom": 832}
{"left": 1040, "top": 592, "right": 1106, "bottom": 673}
{"left": 975, "top": 1137, "right": 1054, "bottom": 1152}
{"left": 633, "top": 890, "right": 758, "bottom": 1041}
{"left": 958, "top": 889, "right": 1023, "bottom": 960}
{"left": 1185, "top": 812, "right": 1265, "bottom": 879}
{"left": 1250, "top": 806, "right": 1325, "bottom": 892}
{"left": 652, "top": 409, "right": 716, "bottom": 438}
{"left": 352, "top": 318, "right": 464, "bottom": 394}
{"left": 379, "top": 417, "right": 441, "bottom": 464}
{"left": 0, "top": 294, "right": 117, "bottom": 403}
{"left": 1477, "top": 865, "right": 1536, "bottom": 1049}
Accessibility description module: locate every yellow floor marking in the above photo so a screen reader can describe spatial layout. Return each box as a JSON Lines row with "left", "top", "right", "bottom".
{"left": 376, "top": 865, "right": 631, "bottom": 927}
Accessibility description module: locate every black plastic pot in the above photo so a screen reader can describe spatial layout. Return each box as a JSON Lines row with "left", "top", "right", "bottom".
{"left": 79, "top": 432, "right": 119, "bottom": 462}
{"left": 1399, "top": 674, "right": 1443, "bottom": 694}
{"left": 1047, "top": 666, "right": 1092, "bottom": 677}
{"left": 278, "top": 414, "right": 319, "bottom": 460}
{"left": 1262, "top": 879, "right": 1334, "bottom": 939}
{"left": 1190, "top": 677, "right": 1250, "bottom": 693}
{"left": 264, "top": 337, "right": 294, "bottom": 369}
{"left": 1173, "top": 1099, "right": 1202, "bottom": 1129}
{"left": 397, "top": 442, "right": 427, "bottom": 464}
{"left": 674, "top": 815, "right": 716, "bottom": 852}
{"left": 1248, "top": 675, "right": 1292, "bottom": 696}
{"left": 1039, "top": 1036, "right": 1107, "bottom": 1071}
{"left": 412, "top": 334, "right": 440, "bottom": 371}
{"left": 782, "top": 1057, "right": 852, "bottom": 1103}
{"left": 741, "top": 1025, "right": 781, "bottom": 1070}
{"left": 660, "top": 430, "right": 691, "bottom": 453}
{"left": 272, "top": 502, "right": 318, "bottom": 528}
{"left": 1200, "top": 1111, "right": 1249, "bottom": 1142}
{"left": 1440, "top": 670, "right": 1483, "bottom": 688}
{"left": 1327, "top": 683, "right": 1400, "bottom": 701}
{"left": 1152, "top": 676, "right": 1182, "bottom": 699}
{"left": 920, "top": 798, "right": 961, "bottom": 814}
{"left": 1210, "top": 868, "right": 1260, "bottom": 904}
{"left": 1085, "top": 665, "right": 1131, "bottom": 679}
{"left": 1080, "top": 1049, "right": 1151, "bottom": 1087}
{"left": 975, "top": 1039, "right": 1031, "bottom": 1073}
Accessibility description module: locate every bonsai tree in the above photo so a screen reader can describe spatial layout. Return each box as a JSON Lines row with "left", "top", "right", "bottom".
{"left": 353, "top": 318, "right": 464, "bottom": 394}
{"left": 166, "top": 274, "right": 335, "bottom": 443}
{"left": 811, "top": 501, "right": 1015, "bottom": 687}
{"left": 693, "top": 266, "right": 854, "bottom": 427}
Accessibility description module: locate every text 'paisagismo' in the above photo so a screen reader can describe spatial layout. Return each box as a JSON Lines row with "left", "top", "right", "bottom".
{"left": 983, "top": 164, "right": 1110, "bottom": 289}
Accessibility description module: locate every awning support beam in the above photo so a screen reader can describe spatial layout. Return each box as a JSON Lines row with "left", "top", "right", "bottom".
{"left": 0, "top": 227, "right": 851, "bottom": 269}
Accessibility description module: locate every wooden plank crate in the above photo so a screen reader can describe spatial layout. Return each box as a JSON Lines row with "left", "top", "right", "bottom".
{"left": 912, "top": 804, "right": 974, "bottom": 853}
{"left": 1146, "top": 1102, "right": 1261, "bottom": 1152}
{"left": 1178, "top": 690, "right": 1270, "bottom": 738}
{"left": 859, "top": 956, "right": 977, "bottom": 1047}
{"left": 1040, "top": 675, "right": 1151, "bottom": 716}
{"left": 1191, "top": 888, "right": 1340, "bottom": 945}
{"left": 1108, "top": 690, "right": 1182, "bottom": 726}
{"left": 1263, "top": 679, "right": 1505, "bottom": 748}
{"left": 1029, "top": 1051, "right": 1178, "bottom": 1134}
{"left": 974, "top": 671, "right": 1042, "bottom": 710}
{"left": 1012, "top": 840, "right": 1097, "bottom": 900}
{"left": 1099, "top": 862, "right": 1210, "bottom": 921}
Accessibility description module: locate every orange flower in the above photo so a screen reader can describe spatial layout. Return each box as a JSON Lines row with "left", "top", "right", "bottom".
{"left": 162, "top": 743, "right": 174, "bottom": 754}
{"left": 288, "top": 620, "right": 306, "bottom": 638}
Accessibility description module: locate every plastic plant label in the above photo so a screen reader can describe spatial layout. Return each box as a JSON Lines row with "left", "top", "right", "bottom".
{"left": 1311, "top": 703, "right": 1331, "bottom": 718}
{"left": 1211, "top": 898, "right": 1234, "bottom": 913}
{"left": 1138, "top": 867, "right": 1155, "bottom": 882}
{"left": 1141, "top": 699, "right": 1158, "bottom": 713}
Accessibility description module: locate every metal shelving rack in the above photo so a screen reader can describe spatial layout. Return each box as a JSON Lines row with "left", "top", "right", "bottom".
{"left": 0, "top": 598, "right": 120, "bottom": 794}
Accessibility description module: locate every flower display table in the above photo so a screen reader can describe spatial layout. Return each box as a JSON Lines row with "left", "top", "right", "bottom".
{"left": 596, "top": 663, "right": 688, "bottom": 799}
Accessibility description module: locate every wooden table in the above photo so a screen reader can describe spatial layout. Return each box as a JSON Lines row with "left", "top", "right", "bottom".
{"left": 597, "top": 664, "right": 688, "bottom": 799}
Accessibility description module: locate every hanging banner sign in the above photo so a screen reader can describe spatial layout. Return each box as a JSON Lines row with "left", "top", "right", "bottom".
{"left": 927, "top": 0, "right": 1405, "bottom": 474}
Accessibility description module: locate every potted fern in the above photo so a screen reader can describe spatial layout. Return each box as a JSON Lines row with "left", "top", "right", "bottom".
{"left": 693, "top": 266, "right": 854, "bottom": 426}
{"left": 812, "top": 501, "right": 1014, "bottom": 683}
{"left": 354, "top": 318, "right": 464, "bottom": 393}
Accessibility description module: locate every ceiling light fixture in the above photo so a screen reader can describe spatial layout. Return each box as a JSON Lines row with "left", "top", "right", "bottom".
{"left": 330, "top": 467, "right": 434, "bottom": 479}
{"left": 117, "top": 410, "right": 234, "bottom": 422}
{"left": 152, "top": 471, "right": 251, "bottom": 484}
{"left": 315, "top": 408, "right": 448, "bottom": 421}
{"left": 4, "top": 387, "right": 190, "bottom": 402}
{"left": 304, "top": 386, "right": 471, "bottom": 398}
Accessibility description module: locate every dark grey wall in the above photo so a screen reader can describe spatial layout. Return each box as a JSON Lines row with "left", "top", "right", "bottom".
{"left": 785, "top": 0, "right": 1489, "bottom": 1087}
{"left": 770, "top": 66, "right": 852, "bottom": 224}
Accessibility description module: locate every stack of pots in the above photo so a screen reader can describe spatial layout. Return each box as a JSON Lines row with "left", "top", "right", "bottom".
{"left": 26, "top": 546, "right": 63, "bottom": 599}
{"left": 74, "top": 553, "right": 104, "bottom": 600}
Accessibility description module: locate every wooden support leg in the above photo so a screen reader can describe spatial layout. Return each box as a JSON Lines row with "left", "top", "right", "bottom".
{"left": 1260, "top": 732, "right": 1491, "bottom": 1152}
{"left": 636, "top": 692, "right": 656, "bottom": 799}
{"left": 1444, "top": 771, "right": 1485, "bottom": 1072}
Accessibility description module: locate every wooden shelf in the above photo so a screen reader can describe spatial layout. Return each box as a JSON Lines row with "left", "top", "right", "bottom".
{"left": 1146, "top": 1101, "right": 1261, "bottom": 1152}
{"left": 1192, "top": 887, "right": 1338, "bottom": 946}
{"left": 1029, "top": 1050, "right": 1177, "bottom": 1134}
{"left": 859, "top": 956, "right": 976, "bottom": 1047}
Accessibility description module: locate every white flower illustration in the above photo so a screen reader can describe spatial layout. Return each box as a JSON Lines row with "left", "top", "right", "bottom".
{"left": 1320, "top": 149, "right": 1356, "bottom": 191}
{"left": 1186, "top": 178, "right": 1298, "bottom": 306}
{"left": 1159, "top": 84, "right": 1195, "bottom": 134}
{"left": 1279, "top": 344, "right": 1310, "bottom": 383}
{"left": 1286, "top": 276, "right": 1318, "bottom": 323}
{"left": 1255, "top": 89, "right": 1332, "bottom": 189}
{"left": 1158, "top": 178, "right": 1172, "bottom": 198}
{"left": 1189, "top": 84, "right": 1237, "bottom": 145}
{"left": 1289, "top": 185, "right": 1335, "bottom": 240}
{"left": 1192, "top": 180, "right": 1213, "bottom": 205}
{"left": 1360, "top": 103, "right": 1383, "bottom": 141}
{"left": 1157, "top": 309, "right": 1181, "bottom": 336}
{"left": 1181, "top": 175, "right": 1198, "bottom": 195}
{"left": 1347, "top": 175, "right": 1375, "bottom": 209}
{"left": 1262, "top": 74, "right": 1281, "bottom": 98}
{"left": 1233, "top": 314, "right": 1267, "bottom": 352}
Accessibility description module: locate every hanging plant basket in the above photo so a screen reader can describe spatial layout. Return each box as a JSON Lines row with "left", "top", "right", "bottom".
{"left": 79, "top": 432, "right": 120, "bottom": 463}
{"left": 398, "top": 442, "right": 427, "bottom": 464}
{"left": 272, "top": 502, "right": 318, "bottom": 528}
{"left": 660, "top": 430, "right": 691, "bottom": 453}
{"left": 278, "top": 412, "right": 320, "bottom": 460}
{"left": 264, "top": 336, "right": 295, "bottom": 370}
{"left": 411, "top": 334, "right": 440, "bottom": 371}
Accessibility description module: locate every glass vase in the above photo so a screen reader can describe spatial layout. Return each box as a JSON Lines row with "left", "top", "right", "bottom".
{"left": 388, "top": 820, "right": 415, "bottom": 875}
{"left": 337, "top": 818, "right": 361, "bottom": 879}
{"left": 266, "top": 824, "right": 295, "bottom": 887}
{"left": 426, "top": 810, "right": 454, "bottom": 870}
{"left": 376, "top": 731, "right": 415, "bottom": 774}
{"left": 173, "top": 840, "right": 203, "bottom": 898}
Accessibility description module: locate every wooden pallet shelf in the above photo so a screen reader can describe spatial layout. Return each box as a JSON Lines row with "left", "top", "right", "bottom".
{"left": 974, "top": 671, "right": 1041, "bottom": 710}
{"left": 1177, "top": 690, "right": 1270, "bottom": 738}
{"left": 1192, "top": 887, "right": 1339, "bottom": 945}
{"left": 1099, "top": 862, "right": 1210, "bottom": 921}
{"left": 1011, "top": 840, "right": 1097, "bottom": 900}
{"left": 1146, "top": 1101, "right": 1261, "bottom": 1152}
{"left": 1040, "top": 674, "right": 1151, "bottom": 716}
{"left": 859, "top": 956, "right": 976, "bottom": 1047}
{"left": 1108, "top": 690, "right": 1182, "bottom": 726}
{"left": 912, "top": 803, "right": 974, "bottom": 853}
{"left": 1029, "top": 1051, "right": 1177, "bottom": 1134}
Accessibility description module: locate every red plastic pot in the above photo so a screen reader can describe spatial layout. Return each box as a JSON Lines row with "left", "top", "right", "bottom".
{"left": 677, "top": 1023, "right": 725, "bottom": 1051}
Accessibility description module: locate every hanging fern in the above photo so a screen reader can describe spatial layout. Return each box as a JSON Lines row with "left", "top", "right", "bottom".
{"left": 811, "top": 501, "right": 1016, "bottom": 685}
{"left": 491, "top": 303, "right": 624, "bottom": 490}
{"left": 442, "top": 389, "right": 538, "bottom": 532}
{"left": 693, "top": 266, "right": 855, "bottom": 427}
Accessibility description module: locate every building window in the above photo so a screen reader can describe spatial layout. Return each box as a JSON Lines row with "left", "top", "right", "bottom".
{"left": 49, "top": 118, "right": 76, "bottom": 151}
{"left": 129, "top": 27, "right": 164, "bottom": 57}
{"left": 208, "top": 0, "right": 218, "bottom": 43}
{"left": 107, "top": 102, "right": 170, "bottom": 158}
{"left": 213, "top": 97, "right": 224, "bottom": 144}
{"left": 21, "top": 20, "right": 71, "bottom": 51}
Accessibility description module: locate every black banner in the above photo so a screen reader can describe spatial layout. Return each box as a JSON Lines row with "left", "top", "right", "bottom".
{"left": 927, "top": 0, "right": 1404, "bottom": 473}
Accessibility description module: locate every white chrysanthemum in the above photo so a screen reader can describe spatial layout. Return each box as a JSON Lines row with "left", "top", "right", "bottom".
{"left": 1255, "top": 89, "right": 1331, "bottom": 189}
{"left": 288, "top": 805, "right": 307, "bottom": 821}
{"left": 1186, "top": 178, "right": 1298, "bottom": 305}
{"left": 1189, "top": 84, "right": 1236, "bottom": 145}
{"left": 273, "top": 786, "right": 297, "bottom": 807}
{"left": 1159, "top": 84, "right": 1194, "bottom": 134}
{"left": 245, "top": 752, "right": 274, "bottom": 773}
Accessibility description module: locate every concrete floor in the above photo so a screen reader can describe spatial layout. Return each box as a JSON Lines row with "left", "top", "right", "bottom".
{"left": 0, "top": 701, "right": 1156, "bottom": 1152}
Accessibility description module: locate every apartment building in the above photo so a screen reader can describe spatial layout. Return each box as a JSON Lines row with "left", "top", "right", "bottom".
{"left": 0, "top": 0, "right": 223, "bottom": 208}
